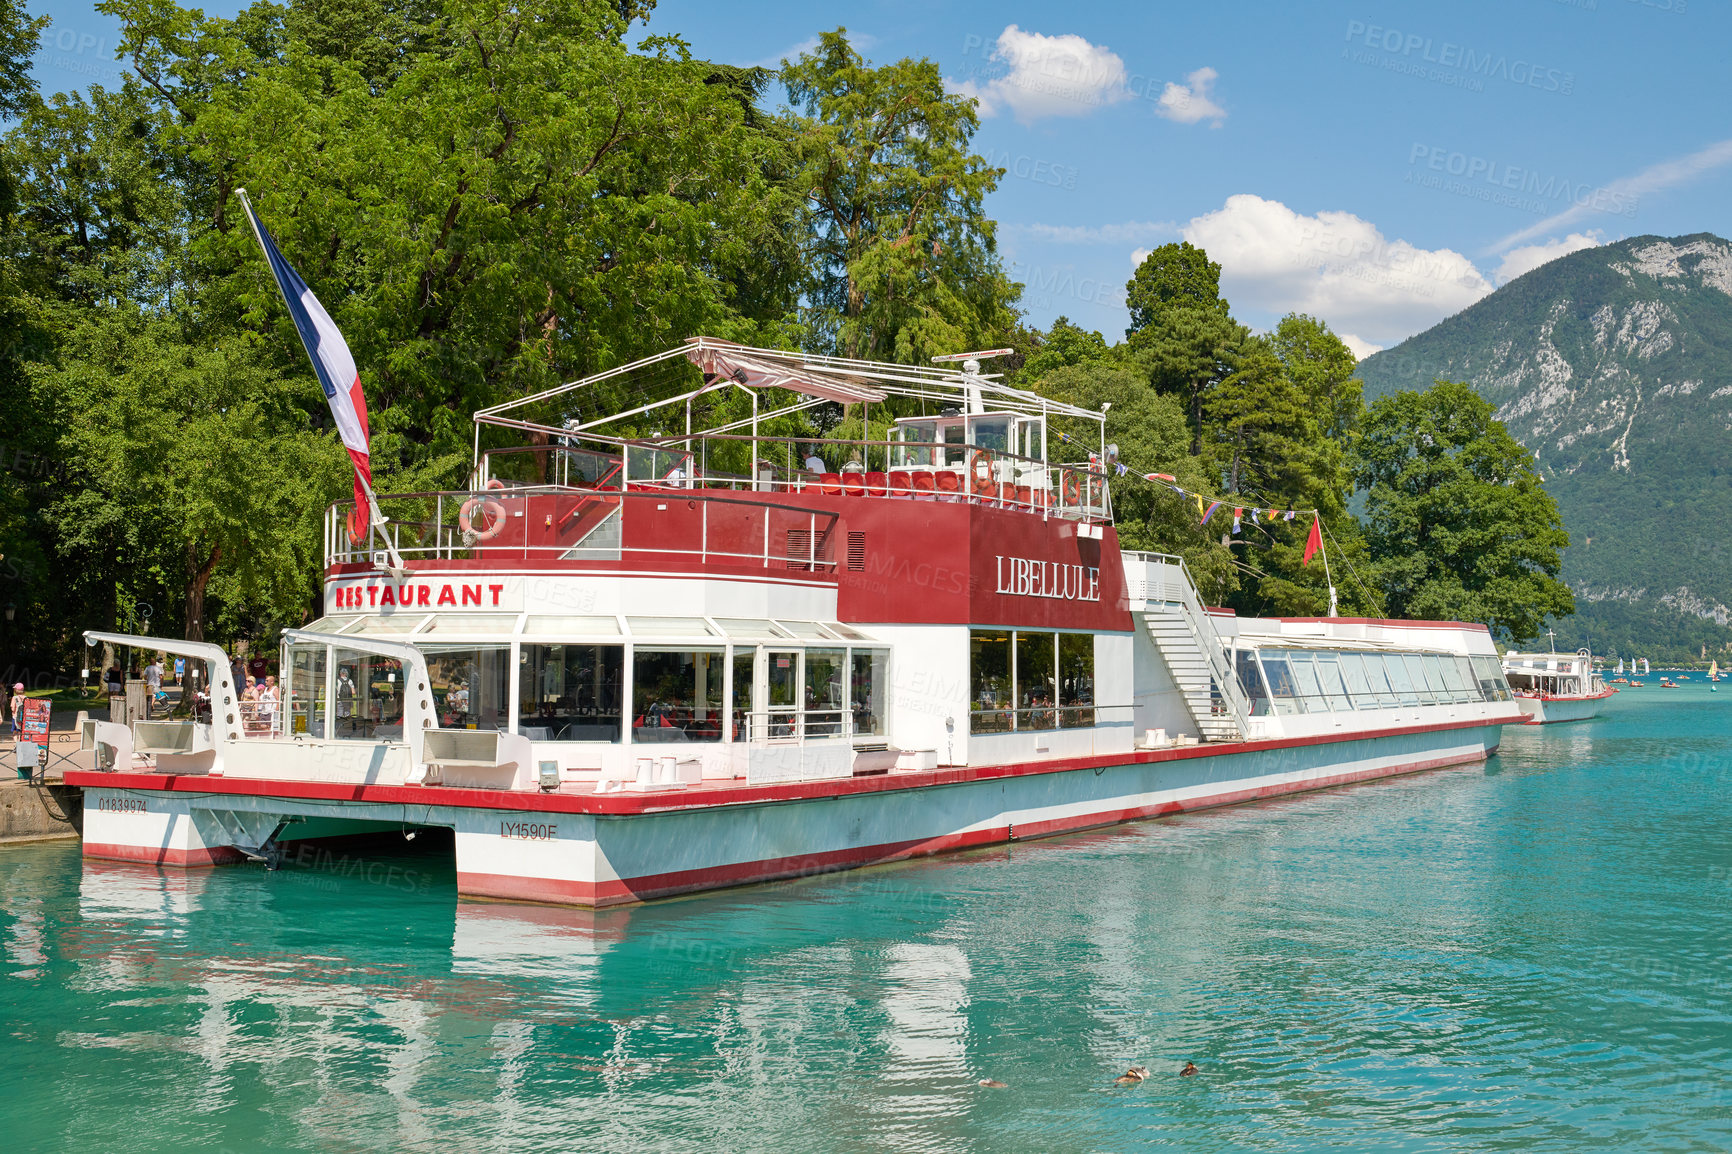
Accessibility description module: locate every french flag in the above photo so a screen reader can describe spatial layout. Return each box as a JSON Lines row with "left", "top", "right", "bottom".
{"left": 238, "top": 194, "right": 372, "bottom": 516}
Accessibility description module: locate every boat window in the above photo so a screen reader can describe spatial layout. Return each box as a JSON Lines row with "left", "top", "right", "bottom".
{"left": 712, "top": 618, "right": 787, "bottom": 639}
{"left": 1379, "top": 654, "right": 1420, "bottom": 706}
{"left": 765, "top": 649, "right": 800, "bottom": 738}
{"left": 286, "top": 644, "right": 327, "bottom": 737}
{"left": 731, "top": 648, "right": 756, "bottom": 741}
{"left": 627, "top": 616, "right": 718, "bottom": 637}
{"left": 893, "top": 420, "right": 937, "bottom": 468}
{"left": 1359, "top": 654, "right": 1400, "bottom": 707}
{"left": 970, "top": 630, "right": 1013, "bottom": 733}
{"left": 523, "top": 615, "right": 622, "bottom": 637}
{"left": 820, "top": 622, "right": 869, "bottom": 641}
{"left": 303, "top": 617, "right": 353, "bottom": 634}
{"left": 1439, "top": 656, "right": 1475, "bottom": 703}
{"left": 1420, "top": 654, "right": 1456, "bottom": 703}
{"left": 1313, "top": 651, "right": 1354, "bottom": 711}
{"left": 418, "top": 614, "right": 517, "bottom": 635}
{"left": 1284, "top": 651, "right": 1325, "bottom": 713}
{"left": 804, "top": 648, "right": 847, "bottom": 738}
{"left": 774, "top": 620, "right": 831, "bottom": 640}
{"left": 1059, "top": 633, "right": 1095, "bottom": 727}
{"left": 1335, "top": 652, "right": 1372, "bottom": 710}
{"left": 1472, "top": 655, "right": 1513, "bottom": 702}
{"left": 1236, "top": 650, "right": 1272, "bottom": 715}
{"left": 519, "top": 644, "right": 623, "bottom": 742}
{"left": 331, "top": 649, "right": 405, "bottom": 740}
{"left": 1259, "top": 654, "right": 1300, "bottom": 714}
{"left": 422, "top": 645, "right": 511, "bottom": 732}
{"left": 943, "top": 422, "right": 969, "bottom": 467}
{"left": 1015, "top": 631, "right": 1057, "bottom": 732}
{"left": 969, "top": 415, "right": 1012, "bottom": 453}
{"left": 631, "top": 648, "right": 724, "bottom": 743}
{"left": 341, "top": 614, "right": 429, "bottom": 635}
{"left": 851, "top": 649, "right": 887, "bottom": 737}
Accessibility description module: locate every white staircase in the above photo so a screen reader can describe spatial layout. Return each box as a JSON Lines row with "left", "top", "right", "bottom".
{"left": 1124, "top": 552, "right": 1252, "bottom": 743}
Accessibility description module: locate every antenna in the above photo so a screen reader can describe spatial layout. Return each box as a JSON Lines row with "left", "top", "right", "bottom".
{"left": 932, "top": 349, "right": 1013, "bottom": 415}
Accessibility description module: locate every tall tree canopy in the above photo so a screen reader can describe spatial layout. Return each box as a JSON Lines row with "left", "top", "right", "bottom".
{"left": 783, "top": 28, "right": 1019, "bottom": 364}
{"left": 1124, "top": 241, "right": 1243, "bottom": 454}
{"left": 1353, "top": 380, "right": 1573, "bottom": 641}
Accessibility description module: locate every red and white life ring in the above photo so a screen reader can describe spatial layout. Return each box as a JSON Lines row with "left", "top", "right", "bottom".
{"left": 345, "top": 505, "right": 368, "bottom": 545}
{"left": 459, "top": 479, "right": 508, "bottom": 541}
{"left": 1062, "top": 470, "right": 1082, "bottom": 507}
{"left": 969, "top": 449, "right": 995, "bottom": 496}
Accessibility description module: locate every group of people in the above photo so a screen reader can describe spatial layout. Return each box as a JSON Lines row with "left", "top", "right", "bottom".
{"left": 239, "top": 673, "right": 282, "bottom": 735}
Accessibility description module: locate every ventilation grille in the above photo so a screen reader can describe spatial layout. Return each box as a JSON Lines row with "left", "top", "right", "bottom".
{"left": 786, "top": 529, "right": 814, "bottom": 570}
{"left": 847, "top": 532, "right": 866, "bottom": 572}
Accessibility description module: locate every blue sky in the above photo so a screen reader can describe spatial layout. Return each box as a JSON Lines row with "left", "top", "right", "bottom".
{"left": 29, "top": 0, "right": 1731, "bottom": 355}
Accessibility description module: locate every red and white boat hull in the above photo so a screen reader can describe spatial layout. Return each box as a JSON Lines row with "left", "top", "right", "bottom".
{"left": 1516, "top": 689, "right": 1614, "bottom": 725}
{"left": 76, "top": 717, "right": 1509, "bottom": 908}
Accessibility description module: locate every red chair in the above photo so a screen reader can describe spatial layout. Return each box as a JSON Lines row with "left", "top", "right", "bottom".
{"left": 841, "top": 472, "right": 866, "bottom": 497}
{"left": 912, "top": 471, "right": 936, "bottom": 497}
{"left": 888, "top": 469, "right": 913, "bottom": 496}
{"left": 1014, "top": 485, "right": 1032, "bottom": 509}
{"left": 820, "top": 472, "right": 843, "bottom": 495}
{"left": 864, "top": 471, "right": 888, "bottom": 496}
{"left": 935, "top": 471, "right": 962, "bottom": 499}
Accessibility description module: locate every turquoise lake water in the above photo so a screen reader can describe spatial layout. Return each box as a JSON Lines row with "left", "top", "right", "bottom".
{"left": 3, "top": 687, "right": 1730, "bottom": 1152}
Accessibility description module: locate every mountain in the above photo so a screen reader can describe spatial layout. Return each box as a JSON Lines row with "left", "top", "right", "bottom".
{"left": 1358, "top": 233, "right": 1732, "bottom": 661}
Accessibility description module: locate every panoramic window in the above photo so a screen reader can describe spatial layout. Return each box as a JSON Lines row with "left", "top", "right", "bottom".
{"left": 332, "top": 650, "right": 404, "bottom": 740}
{"left": 1313, "top": 651, "right": 1355, "bottom": 711}
{"left": 731, "top": 648, "right": 756, "bottom": 741}
{"left": 519, "top": 644, "right": 624, "bottom": 742}
{"left": 766, "top": 649, "right": 799, "bottom": 738}
{"left": 1236, "top": 650, "right": 1272, "bottom": 716}
{"left": 970, "top": 630, "right": 1013, "bottom": 733}
{"left": 1260, "top": 653, "right": 1300, "bottom": 714}
{"left": 423, "top": 645, "right": 510, "bottom": 732}
{"left": 1016, "top": 631, "right": 1057, "bottom": 731}
{"left": 1059, "top": 633, "right": 1095, "bottom": 727}
{"left": 851, "top": 649, "right": 886, "bottom": 737}
{"left": 287, "top": 644, "right": 327, "bottom": 737}
{"left": 632, "top": 649, "right": 724, "bottom": 743}
{"left": 804, "top": 648, "right": 847, "bottom": 738}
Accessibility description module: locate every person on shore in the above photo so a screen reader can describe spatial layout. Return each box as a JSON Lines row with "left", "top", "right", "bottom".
{"left": 7, "top": 683, "right": 23, "bottom": 737}
{"left": 144, "top": 658, "right": 163, "bottom": 716}
{"left": 105, "top": 665, "right": 123, "bottom": 695}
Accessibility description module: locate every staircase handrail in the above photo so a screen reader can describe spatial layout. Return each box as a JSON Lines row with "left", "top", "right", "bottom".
{"left": 1126, "top": 552, "right": 1252, "bottom": 736}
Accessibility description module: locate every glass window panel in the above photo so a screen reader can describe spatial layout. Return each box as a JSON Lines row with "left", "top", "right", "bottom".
{"left": 1357, "top": 654, "right": 1397, "bottom": 707}
{"left": 423, "top": 645, "right": 511, "bottom": 731}
{"left": 731, "top": 648, "right": 756, "bottom": 741}
{"left": 1337, "top": 652, "right": 1371, "bottom": 708}
{"left": 826, "top": 623, "right": 870, "bottom": 641}
{"left": 419, "top": 614, "right": 516, "bottom": 634}
{"left": 523, "top": 615, "right": 621, "bottom": 637}
{"left": 969, "top": 415, "right": 1012, "bottom": 452}
{"left": 772, "top": 621, "right": 831, "bottom": 640}
{"left": 631, "top": 649, "right": 724, "bottom": 742}
{"left": 519, "top": 644, "right": 623, "bottom": 742}
{"left": 1313, "top": 652, "right": 1353, "bottom": 711}
{"left": 804, "top": 648, "right": 847, "bottom": 738}
{"left": 1237, "top": 649, "right": 1272, "bottom": 716}
{"left": 894, "top": 420, "right": 937, "bottom": 468}
{"left": 303, "top": 617, "right": 353, "bottom": 634}
{"left": 626, "top": 616, "right": 717, "bottom": 637}
{"left": 332, "top": 649, "right": 405, "bottom": 740}
{"left": 1283, "top": 651, "right": 1323, "bottom": 713}
{"left": 340, "top": 615, "right": 428, "bottom": 635}
{"left": 1059, "top": 633, "right": 1095, "bottom": 727}
{"left": 1382, "top": 654, "right": 1421, "bottom": 706}
{"left": 1420, "top": 654, "right": 1454, "bottom": 702}
{"left": 851, "top": 649, "right": 886, "bottom": 737}
{"left": 1439, "top": 656, "right": 1473, "bottom": 702}
{"left": 1015, "top": 631, "right": 1057, "bottom": 731}
{"left": 1406, "top": 654, "right": 1441, "bottom": 703}
{"left": 970, "top": 630, "right": 1013, "bottom": 733}
{"left": 287, "top": 645, "right": 327, "bottom": 737}
{"left": 711, "top": 618, "right": 786, "bottom": 639}
{"left": 1260, "top": 656, "right": 1300, "bottom": 715}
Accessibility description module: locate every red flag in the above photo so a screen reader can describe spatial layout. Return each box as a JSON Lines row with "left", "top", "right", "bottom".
{"left": 1302, "top": 515, "right": 1322, "bottom": 567}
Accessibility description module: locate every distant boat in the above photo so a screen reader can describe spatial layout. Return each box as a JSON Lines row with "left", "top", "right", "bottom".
{"left": 1660, "top": 678, "right": 1680, "bottom": 688}
{"left": 1641, "top": 658, "right": 1651, "bottom": 676}
{"left": 1711, "top": 660, "right": 1720, "bottom": 681}
{"left": 1502, "top": 646, "right": 1615, "bottom": 724}
{"left": 1616, "top": 658, "right": 1625, "bottom": 675}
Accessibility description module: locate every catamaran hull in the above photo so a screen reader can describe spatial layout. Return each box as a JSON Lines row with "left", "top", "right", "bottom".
{"left": 1516, "top": 691, "right": 1614, "bottom": 725}
{"left": 74, "top": 720, "right": 1508, "bottom": 908}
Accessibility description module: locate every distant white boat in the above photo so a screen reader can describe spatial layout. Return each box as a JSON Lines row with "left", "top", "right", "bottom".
{"left": 1615, "top": 658, "right": 1624, "bottom": 675}
{"left": 1503, "top": 647, "right": 1614, "bottom": 724}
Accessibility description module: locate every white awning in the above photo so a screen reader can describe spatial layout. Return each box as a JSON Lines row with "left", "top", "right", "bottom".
{"left": 685, "top": 339, "right": 886, "bottom": 405}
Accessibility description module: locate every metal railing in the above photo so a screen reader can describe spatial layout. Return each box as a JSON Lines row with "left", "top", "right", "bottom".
{"left": 1123, "top": 551, "right": 1253, "bottom": 737}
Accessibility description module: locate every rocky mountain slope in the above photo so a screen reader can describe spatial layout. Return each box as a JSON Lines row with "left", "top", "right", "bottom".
{"left": 1359, "top": 233, "right": 1732, "bottom": 658}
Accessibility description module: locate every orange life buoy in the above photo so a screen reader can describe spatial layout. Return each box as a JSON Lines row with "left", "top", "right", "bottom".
{"left": 1062, "top": 470, "right": 1081, "bottom": 507}
{"left": 969, "top": 449, "right": 995, "bottom": 496}
{"left": 345, "top": 505, "right": 368, "bottom": 545}
{"left": 459, "top": 478, "right": 508, "bottom": 541}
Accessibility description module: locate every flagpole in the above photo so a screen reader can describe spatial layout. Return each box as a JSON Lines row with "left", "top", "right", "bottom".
{"left": 234, "top": 188, "right": 408, "bottom": 577}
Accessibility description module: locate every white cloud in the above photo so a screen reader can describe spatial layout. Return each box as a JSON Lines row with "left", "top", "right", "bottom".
{"left": 949, "top": 25, "right": 1130, "bottom": 122}
{"left": 1179, "top": 194, "right": 1494, "bottom": 349}
{"left": 1013, "top": 220, "right": 1174, "bottom": 245}
{"left": 1492, "top": 138, "right": 1732, "bottom": 253}
{"left": 1494, "top": 232, "right": 1603, "bottom": 284}
{"left": 1155, "top": 66, "right": 1226, "bottom": 126}
{"left": 1337, "top": 333, "right": 1384, "bottom": 360}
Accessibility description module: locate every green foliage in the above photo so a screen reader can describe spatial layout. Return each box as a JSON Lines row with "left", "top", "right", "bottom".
{"left": 1124, "top": 240, "right": 1228, "bottom": 331}
{"left": 783, "top": 28, "right": 1020, "bottom": 364}
{"left": 1016, "top": 315, "right": 1109, "bottom": 382}
{"left": 1353, "top": 380, "right": 1574, "bottom": 642}
{"left": 1123, "top": 242, "right": 1243, "bottom": 454}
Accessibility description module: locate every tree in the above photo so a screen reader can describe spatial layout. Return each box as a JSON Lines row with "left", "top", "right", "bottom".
{"left": 1352, "top": 380, "right": 1574, "bottom": 641}
{"left": 1016, "top": 315, "right": 1109, "bottom": 383}
{"left": 1269, "top": 313, "right": 1361, "bottom": 443}
{"left": 783, "top": 29, "right": 1020, "bottom": 365}
{"left": 1123, "top": 242, "right": 1242, "bottom": 454}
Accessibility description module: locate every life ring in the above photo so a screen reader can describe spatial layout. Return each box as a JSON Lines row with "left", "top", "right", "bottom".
{"left": 459, "top": 478, "right": 507, "bottom": 541}
{"left": 1062, "top": 470, "right": 1082, "bottom": 507}
{"left": 969, "top": 449, "right": 995, "bottom": 496}
{"left": 345, "top": 506, "right": 368, "bottom": 545}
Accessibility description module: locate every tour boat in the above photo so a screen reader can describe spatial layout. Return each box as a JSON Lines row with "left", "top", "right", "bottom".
{"left": 69, "top": 339, "right": 1527, "bottom": 907}
{"left": 1501, "top": 648, "right": 1615, "bottom": 724}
